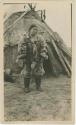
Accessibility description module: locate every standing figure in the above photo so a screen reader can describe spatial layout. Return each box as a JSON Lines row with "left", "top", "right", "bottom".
{"left": 17, "top": 25, "right": 48, "bottom": 93}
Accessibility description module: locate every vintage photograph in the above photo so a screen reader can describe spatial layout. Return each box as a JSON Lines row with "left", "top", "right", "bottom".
{"left": 3, "top": 1, "right": 72, "bottom": 122}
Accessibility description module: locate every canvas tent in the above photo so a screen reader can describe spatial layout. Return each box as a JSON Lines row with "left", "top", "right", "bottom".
{"left": 4, "top": 5, "right": 71, "bottom": 77}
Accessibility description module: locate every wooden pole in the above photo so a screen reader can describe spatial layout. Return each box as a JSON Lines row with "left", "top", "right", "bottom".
{"left": 48, "top": 40, "right": 71, "bottom": 76}
{"left": 4, "top": 10, "right": 29, "bottom": 35}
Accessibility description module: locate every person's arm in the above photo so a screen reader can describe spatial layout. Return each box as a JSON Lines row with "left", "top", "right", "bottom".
{"left": 16, "top": 39, "right": 28, "bottom": 64}
{"left": 39, "top": 36, "right": 48, "bottom": 60}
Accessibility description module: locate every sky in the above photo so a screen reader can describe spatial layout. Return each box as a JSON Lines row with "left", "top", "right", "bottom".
{"left": 4, "top": 1, "right": 71, "bottom": 47}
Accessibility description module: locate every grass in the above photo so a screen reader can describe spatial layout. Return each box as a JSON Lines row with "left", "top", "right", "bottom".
{"left": 4, "top": 75, "right": 71, "bottom": 121}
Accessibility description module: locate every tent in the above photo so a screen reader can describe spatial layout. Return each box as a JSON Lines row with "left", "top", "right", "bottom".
{"left": 4, "top": 4, "right": 71, "bottom": 77}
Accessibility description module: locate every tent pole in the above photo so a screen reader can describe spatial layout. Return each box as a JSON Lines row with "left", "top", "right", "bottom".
{"left": 48, "top": 41, "right": 70, "bottom": 76}
{"left": 59, "top": 49, "right": 71, "bottom": 73}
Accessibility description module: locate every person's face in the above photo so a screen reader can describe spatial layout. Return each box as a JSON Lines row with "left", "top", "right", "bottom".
{"left": 30, "top": 27, "right": 38, "bottom": 37}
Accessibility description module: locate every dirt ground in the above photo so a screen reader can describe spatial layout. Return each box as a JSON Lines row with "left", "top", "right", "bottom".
{"left": 4, "top": 75, "right": 72, "bottom": 121}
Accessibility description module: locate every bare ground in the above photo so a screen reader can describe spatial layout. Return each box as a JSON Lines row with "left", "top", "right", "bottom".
{"left": 4, "top": 75, "right": 71, "bottom": 121}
